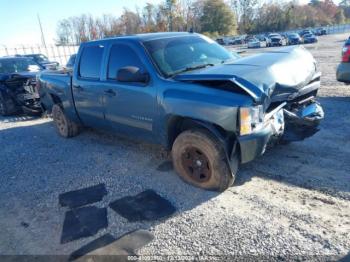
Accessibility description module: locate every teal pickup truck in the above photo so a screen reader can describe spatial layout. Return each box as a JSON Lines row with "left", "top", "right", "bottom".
{"left": 38, "top": 32, "right": 324, "bottom": 191}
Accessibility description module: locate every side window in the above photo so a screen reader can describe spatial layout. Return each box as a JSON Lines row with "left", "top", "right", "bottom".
{"left": 79, "top": 45, "right": 104, "bottom": 79}
{"left": 107, "top": 44, "right": 144, "bottom": 80}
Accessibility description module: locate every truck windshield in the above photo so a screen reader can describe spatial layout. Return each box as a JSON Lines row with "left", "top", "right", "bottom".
{"left": 34, "top": 54, "right": 49, "bottom": 62}
{"left": 143, "top": 35, "right": 238, "bottom": 77}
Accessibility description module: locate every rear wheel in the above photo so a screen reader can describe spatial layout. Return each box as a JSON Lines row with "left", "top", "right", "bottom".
{"left": 0, "top": 97, "right": 8, "bottom": 116}
{"left": 172, "top": 129, "right": 237, "bottom": 191}
{"left": 0, "top": 93, "right": 13, "bottom": 116}
{"left": 52, "top": 104, "right": 80, "bottom": 138}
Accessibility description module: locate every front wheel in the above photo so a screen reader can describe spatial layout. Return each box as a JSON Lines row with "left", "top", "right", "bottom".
{"left": 172, "top": 129, "right": 237, "bottom": 191}
{"left": 0, "top": 96, "right": 8, "bottom": 116}
{"left": 52, "top": 104, "right": 80, "bottom": 138}
{"left": 0, "top": 93, "right": 15, "bottom": 116}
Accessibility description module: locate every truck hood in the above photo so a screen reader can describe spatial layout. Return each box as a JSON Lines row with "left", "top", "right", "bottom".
{"left": 174, "top": 46, "right": 319, "bottom": 104}
{"left": 0, "top": 71, "right": 37, "bottom": 82}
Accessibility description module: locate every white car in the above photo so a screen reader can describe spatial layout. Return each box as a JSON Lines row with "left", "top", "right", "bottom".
{"left": 247, "top": 38, "right": 266, "bottom": 48}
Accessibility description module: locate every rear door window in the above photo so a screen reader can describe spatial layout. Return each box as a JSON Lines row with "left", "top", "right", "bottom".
{"left": 79, "top": 45, "right": 104, "bottom": 79}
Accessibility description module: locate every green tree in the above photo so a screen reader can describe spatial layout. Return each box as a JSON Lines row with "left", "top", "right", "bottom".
{"left": 335, "top": 8, "right": 346, "bottom": 24}
{"left": 231, "top": 0, "right": 258, "bottom": 33}
{"left": 142, "top": 3, "right": 157, "bottom": 32}
{"left": 200, "top": 0, "right": 237, "bottom": 35}
{"left": 165, "top": 0, "right": 176, "bottom": 30}
{"left": 340, "top": 0, "right": 350, "bottom": 19}
{"left": 254, "top": 4, "right": 286, "bottom": 33}
{"left": 120, "top": 9, "right": 142, "bottom": 34}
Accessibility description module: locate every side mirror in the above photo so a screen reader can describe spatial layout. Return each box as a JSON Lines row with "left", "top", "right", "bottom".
{"left": 117, "top": 66, "right": 149, "bottom": 84}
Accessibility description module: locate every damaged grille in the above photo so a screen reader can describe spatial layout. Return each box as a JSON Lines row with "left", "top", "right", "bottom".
{"left": 268, "top": 90, "right": 317, "bottom": 113}
{"left": 289, "top": 89, "right": 318, "bottom": 105}
{"left": 23, "top": 79, "right": 38, "bottom": 94}
{"left": 267, "top": 74, "right": 320, "bottom": 113}
{"left": 1, "top": 75, "right": 41, "bottom": 113}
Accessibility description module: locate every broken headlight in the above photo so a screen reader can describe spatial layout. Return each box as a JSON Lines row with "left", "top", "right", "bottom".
{"left": 239, "top": 105, "right": 264, "bottom": 136}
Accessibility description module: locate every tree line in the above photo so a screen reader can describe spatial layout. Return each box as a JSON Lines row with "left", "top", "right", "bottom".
{"left": 56, "top": 0, "right": 350, "bottom": 45}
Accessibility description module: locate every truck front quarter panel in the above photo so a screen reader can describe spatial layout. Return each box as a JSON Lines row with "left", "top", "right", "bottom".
{"left": 158, "top": 80, "right": 254, "bottom": 145}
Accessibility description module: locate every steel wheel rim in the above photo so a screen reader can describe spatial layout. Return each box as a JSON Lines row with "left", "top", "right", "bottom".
{"left": 181, "top": 147, "right": 211, "bottom": 183}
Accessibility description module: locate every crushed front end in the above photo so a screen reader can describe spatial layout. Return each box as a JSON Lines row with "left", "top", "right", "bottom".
{"left": 174, "top": 45, "right": 325, "bottom": 164}
{"left": 237, "top": 72, "right": 324, "bottom": 164}
{"left": 0, "top": 74, "right": 42, "bottom": 116}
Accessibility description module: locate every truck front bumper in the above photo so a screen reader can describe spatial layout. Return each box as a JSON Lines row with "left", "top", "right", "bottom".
{"left": 236, "top": 101, "right": 324, "bottom": 164}
{"left": 238, "top": 126, "right": 272, "bottom": 163}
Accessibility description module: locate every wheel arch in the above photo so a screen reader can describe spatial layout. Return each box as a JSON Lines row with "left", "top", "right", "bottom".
{"left": 50, "top": 93, "right": 63, "bottom": 106}
{"left": 166, "top": 116, "right": 240, "bottom": 164}
{"left": 48, "top": 92, "right": 82, "bottom": 125}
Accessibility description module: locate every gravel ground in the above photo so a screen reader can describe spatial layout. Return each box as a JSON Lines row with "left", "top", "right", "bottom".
{"left": 0, "top": 33, "right": 349, "bottom": 260}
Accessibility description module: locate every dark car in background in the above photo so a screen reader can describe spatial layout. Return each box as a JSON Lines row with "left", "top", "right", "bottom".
{"left": 303, "top": 34, "right": 318, "bottom": 44}
{"left": 216, "top": 38, "right": 225, "bottom": 45}
{"left": 336, "top": 39, "right": 350, "bottom": 83}
{"left": 315, "top": 28, "right": 327, "bottom": 36}
{"left": 300, "top": 29, "right": 314, "bottom": 37}
{"left": 233, "top": 36, "right": 245, "bottom": 45}
{"left": 22, "top": 54, "right": 59, "bottom": 69}
{"left": 0, "top": 57, "right": 43, "bottom": 116}
{"left": 287, "top": 33, "right": 303, "bottom": 45}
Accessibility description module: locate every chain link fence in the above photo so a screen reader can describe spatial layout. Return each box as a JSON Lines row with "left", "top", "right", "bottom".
{"left": 278, "top": 23, "right": 350, "bottom": 35}
{"left": 0, "top": 44, "right": 79, "bottom": 66}
{"left": 222, "top": 23, "right": 350, "bottom": 40}
{"left": 325, "top": 23, "right": 350, "bottom": 35}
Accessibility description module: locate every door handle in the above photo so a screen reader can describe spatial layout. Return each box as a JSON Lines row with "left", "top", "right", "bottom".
{"left": 73, "top": 85, "right": 83, "bottom": 90}
{"left": 104, "top": 89, "right": 116, "bottom": 96}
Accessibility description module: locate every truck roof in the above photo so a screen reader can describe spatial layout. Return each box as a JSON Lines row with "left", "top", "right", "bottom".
{"left": 82, "top": 32, "right": 197, "bottom": 45}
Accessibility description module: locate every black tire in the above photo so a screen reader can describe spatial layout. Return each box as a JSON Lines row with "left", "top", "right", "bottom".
{"left": 0, "top": 92, "right": 21, "bottom": 116}
{"left": 172, "top": 129, "right": 237, "bottom": 191}
{"left": 52, "top": 104, "right": 80, "bottom": 138}
{"left": 0, "top": 95, "right": 9, "bottom": 116}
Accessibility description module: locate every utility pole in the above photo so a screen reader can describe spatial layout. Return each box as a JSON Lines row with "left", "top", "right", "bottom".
{"left": 37, "top": 14, "right": 47, "bottom": 48}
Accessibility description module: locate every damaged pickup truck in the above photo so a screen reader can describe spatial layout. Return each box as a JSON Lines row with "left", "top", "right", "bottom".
{"left": 0, "top": 57, "right": 43, "bottom": 116}
{"left": 38, "top": 32, "right": 324, "bottom": 191}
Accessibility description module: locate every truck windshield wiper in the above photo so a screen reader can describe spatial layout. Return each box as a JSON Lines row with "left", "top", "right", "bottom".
{"left": 169, "top": 63, "right": 214, "bottom": 77}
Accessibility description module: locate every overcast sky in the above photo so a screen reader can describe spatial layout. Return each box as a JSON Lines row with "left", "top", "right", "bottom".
{"left": 0, "top": 0, "right": 341, "bottom": 46}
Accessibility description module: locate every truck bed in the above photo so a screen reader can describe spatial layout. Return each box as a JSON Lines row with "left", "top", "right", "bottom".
{"left": 39, "top": 70, "right": 74, "bottom": 115}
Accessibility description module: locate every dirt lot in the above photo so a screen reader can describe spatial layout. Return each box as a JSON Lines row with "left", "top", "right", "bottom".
{"left": 0, "top": 33, "right": 349, "bottom": 260}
